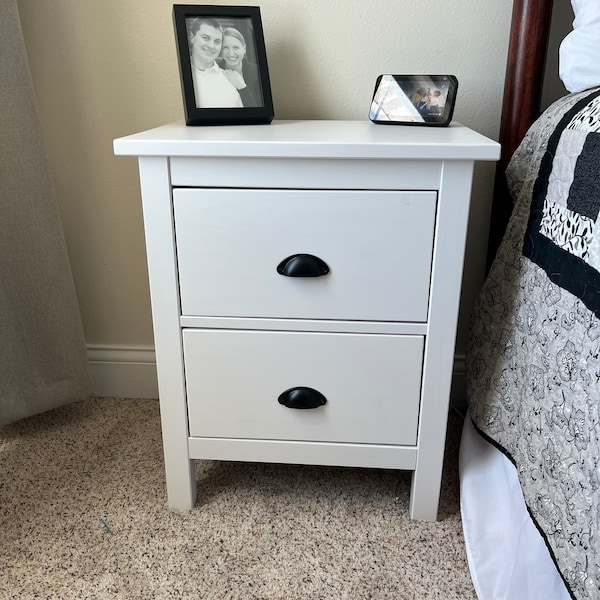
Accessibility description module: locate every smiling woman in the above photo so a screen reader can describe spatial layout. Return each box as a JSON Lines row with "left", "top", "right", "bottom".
{"left": 219, "top": 27, "right": 262, "bottom": 107}
{"left": 173, "top": 5, "right": 274, "bottom": 125}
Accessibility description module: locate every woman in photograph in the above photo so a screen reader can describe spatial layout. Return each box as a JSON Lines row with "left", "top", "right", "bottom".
{"left": 218, "top": 27, "right": 262, "bottom": 107}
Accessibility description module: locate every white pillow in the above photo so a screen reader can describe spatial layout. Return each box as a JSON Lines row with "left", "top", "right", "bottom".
{"left": 559, "top": 0, "right": 600, "bottom": 93}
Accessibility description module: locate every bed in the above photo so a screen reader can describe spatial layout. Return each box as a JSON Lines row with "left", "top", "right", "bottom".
{"left": 459, "top": 2, "right": 600, "bottom": 599}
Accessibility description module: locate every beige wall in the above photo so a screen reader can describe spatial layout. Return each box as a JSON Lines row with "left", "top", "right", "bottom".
{"left": 16, "top": 1, "right": 563, "bottom": 353}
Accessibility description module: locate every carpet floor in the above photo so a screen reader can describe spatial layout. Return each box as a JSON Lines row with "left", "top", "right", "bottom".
{"left": 0, "top": 397, "right": 476, "bottom": 599}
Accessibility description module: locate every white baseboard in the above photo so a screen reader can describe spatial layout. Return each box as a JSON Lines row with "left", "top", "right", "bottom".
{"left": 88, "top": 345, "right": 159, "bottom": 399}
{"left": 88, "top": 345, "right": 468, "bottom": 409}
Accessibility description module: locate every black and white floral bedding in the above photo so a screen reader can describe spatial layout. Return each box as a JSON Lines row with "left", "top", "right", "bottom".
{"left": 467, "top": 87, "right": 600, "bottom": 600}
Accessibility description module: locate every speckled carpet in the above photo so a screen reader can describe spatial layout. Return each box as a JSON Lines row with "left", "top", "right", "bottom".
{"left": 0, "top": 398, "right": 476, "bottom": 599}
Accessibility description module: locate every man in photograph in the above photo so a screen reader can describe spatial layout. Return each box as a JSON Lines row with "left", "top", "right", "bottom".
{"left": 187, "top": 17, "right": 243, "bottom": 108}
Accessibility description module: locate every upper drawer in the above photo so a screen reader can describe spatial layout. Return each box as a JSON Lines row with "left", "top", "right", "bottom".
{"left": 173, "top": 189, "right": 436, "bottom": 322}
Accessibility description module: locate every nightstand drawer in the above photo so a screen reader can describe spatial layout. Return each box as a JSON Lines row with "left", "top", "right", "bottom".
{"left": 173, "top": 188, "right": 436, "bottom": 322}
{"left": 183, "top": 329, "right": 423, "bottom": 445}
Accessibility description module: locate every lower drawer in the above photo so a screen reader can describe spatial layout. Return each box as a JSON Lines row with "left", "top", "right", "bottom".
{"left": 183, "top": 329, "right": 423, "bottom": 445}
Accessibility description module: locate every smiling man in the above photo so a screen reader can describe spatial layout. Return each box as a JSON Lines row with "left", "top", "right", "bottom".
{"left": 187, "top": 17, "right": 243, "bottom": 108}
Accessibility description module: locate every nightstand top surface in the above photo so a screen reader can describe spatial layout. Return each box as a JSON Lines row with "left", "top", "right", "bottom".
{"left": 114, "top": 119, "right": 500, "bottom": 161}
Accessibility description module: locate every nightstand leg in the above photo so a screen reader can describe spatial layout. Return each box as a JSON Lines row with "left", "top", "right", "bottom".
{"left": 138, "top": 156, "right": 197, "bottom": 511}
{"left": 163, "top": 452, "right": 196, "bottom": 510}
{"left": 409, "top": 463, "right": 443, "bottom": 521}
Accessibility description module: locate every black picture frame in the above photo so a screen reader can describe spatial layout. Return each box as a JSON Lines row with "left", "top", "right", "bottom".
{"left": 173, "top": 5, "right": 274, "bottom": 126}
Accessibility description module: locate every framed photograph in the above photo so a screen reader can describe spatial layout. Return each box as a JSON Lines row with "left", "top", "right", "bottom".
{"left": 173, "top": 5, "right": 274, "bottom": 126}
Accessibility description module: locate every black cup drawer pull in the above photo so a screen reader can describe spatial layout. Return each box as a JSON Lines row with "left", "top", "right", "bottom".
{"left": 276, "top": 254, "right": 330, "bottom": 277}
{"left": 278, "top": 387, "right": 327, "bottom": 409}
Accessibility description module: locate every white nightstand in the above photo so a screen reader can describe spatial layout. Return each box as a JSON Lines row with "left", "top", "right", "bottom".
{"left": 114, "top": 120, "right": 499, "bottom": 520}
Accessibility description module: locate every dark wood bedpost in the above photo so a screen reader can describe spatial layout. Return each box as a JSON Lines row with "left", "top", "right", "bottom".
{"left": 486, "top": 0, "right": 554, "bottom": 270}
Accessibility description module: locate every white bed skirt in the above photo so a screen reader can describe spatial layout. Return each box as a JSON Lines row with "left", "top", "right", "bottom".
{"left": 459, "top": 416, "right": 571, "bottom": 600}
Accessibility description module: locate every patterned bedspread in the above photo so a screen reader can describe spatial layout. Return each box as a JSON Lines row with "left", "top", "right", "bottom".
{"left": 467, "top": 87, "right": 600, "bottom": 600}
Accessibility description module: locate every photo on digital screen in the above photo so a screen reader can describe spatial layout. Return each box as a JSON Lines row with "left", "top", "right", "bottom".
{"left": 369, "top": 75, "right": 457, "bottom": 126}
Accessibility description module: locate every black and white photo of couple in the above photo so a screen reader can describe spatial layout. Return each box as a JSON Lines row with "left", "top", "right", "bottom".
{"left": 186, "top": 17, "right": 262, "bottom": 109}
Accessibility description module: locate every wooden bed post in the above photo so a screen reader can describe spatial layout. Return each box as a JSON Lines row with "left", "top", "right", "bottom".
{"left": 486, "top": 0, "right": 554, "bottom": 270}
